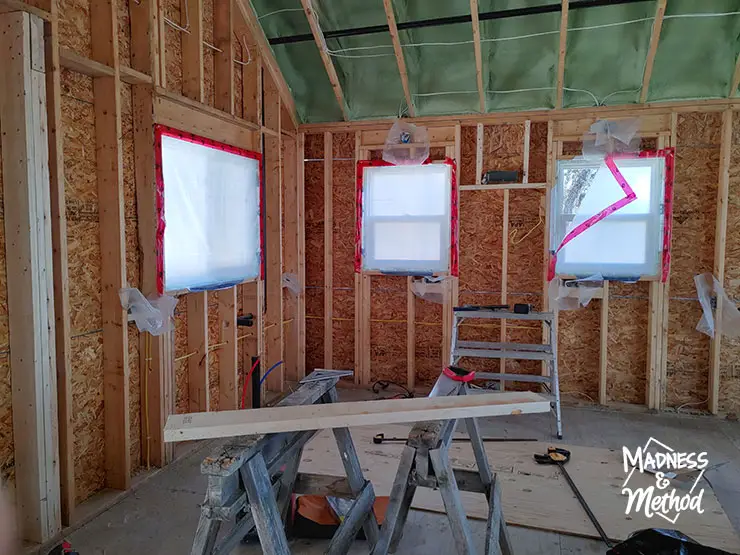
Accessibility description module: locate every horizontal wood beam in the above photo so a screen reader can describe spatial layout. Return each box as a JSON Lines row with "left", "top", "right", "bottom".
{"left": 298, "top": 98, "right": 740, "bottom": 133}
{"left": 164, "top": 390, "right": 551, "bottom": 441}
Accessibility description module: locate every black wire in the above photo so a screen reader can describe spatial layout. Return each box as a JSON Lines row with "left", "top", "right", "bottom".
{"left": 371, "top": 380, "right": 414, "bottom": 399}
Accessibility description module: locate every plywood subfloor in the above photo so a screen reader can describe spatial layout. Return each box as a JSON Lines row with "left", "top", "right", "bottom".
{"left": 300, "top": 425, "right": 740, "bottom": 552}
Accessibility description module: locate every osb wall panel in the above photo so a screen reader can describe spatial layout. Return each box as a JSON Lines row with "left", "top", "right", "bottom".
{"left": 607, "top": 281, "right": 649, "bottom": 405}
{"left": 165, "top": 0, "right": 183, "bottom": 95}
{"left": 0, "top": 127, "right": 11, "bottom": 487}
{"left": 233, "top": 40, "right": 244, "bottom": 120}
{"left": 457, "top": 126, "right": 478, "bottom": 185}
{"left": 118, "top": 0, "right": 132, "bottom": 67}
{"left": 720, "top": 112, "right": 740, "bottom": 414}
{"left": 482, "top": 124, "right": 524, "bottom": 176}
{"left": 61, "top": 69, "right": 107, "bottom": 502}
{"left": 370, "top": 276, "right": 406, "bottom": 383}
{"left": 665, "top": 113, "right": 720, "bottom": 408}
{"left": 208, "top": 293, "right": 220, "bottom": 412}
{"left": 59, "top": 0, "right": 91, "bottom": 57}
{"left": 174, "top": 306, "right": 189, "bottom": 414}
{"left": 529, "top": 122, "right": 548, "bottom": 183}
{"left": 304, "top": 136, "right": 324, "bottom": 372}
{"left": 332, "top": 133, "right": 355, "bottom": 372}
{"left": 558, "top": 304, "right": 600, "bottom": 403}
{"left": 203, "top": 0, "right": 215, "bottom": 108}
{"left": 415, "top": 297, "right": 442, "bottom": 386}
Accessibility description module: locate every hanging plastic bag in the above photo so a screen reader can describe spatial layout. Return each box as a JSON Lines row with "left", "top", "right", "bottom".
{"left": 383, "top": 120, "right": 430, "bottom": 165}
{"left": 548, "top": 275, "right": 604, "bottom": 310}
{"left": 119, "top": 287, "right": 178, "bottom": 335}
{"left": 410, "top": 277, "right": 445, "bottom": 304}
{"left": 694, "top": 273, "right": 740, "bottom": 338}
{"left": 282, "top": 273, "right": 301, "bottom": 295}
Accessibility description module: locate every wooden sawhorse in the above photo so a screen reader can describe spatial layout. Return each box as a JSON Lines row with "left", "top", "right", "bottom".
{"left": 372, "top": 384, "right": 513, "bottom": 555}
{"left": 191, "top": 370, "right": 379, "bottom": 555}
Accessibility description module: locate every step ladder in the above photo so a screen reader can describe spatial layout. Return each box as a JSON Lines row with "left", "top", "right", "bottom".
{"left": 450, "top": 307, "right": 563, "bottom": 439}
{"left": 191, "top": 370, "right": 379, "bottom": 555}
{"left": 371, "top": 381, "right": 513, "bottom": 555}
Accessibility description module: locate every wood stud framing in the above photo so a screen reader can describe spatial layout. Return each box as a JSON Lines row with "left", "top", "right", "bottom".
{"left": 709, "top": 109, "right": 733, "bottom": 414}
{"left": 0, "top": 12, "right": 61, "bottom": 541}
{"left": 640, "top": 0, "right": 666, "bottom": 104}
{"left": 383, "top": 0, "right": 414, "bottom": 117}
{"left": 731, "top": 54, "right": 740, "bottom": 98}
{"left": 299, "top": 0, "right": 349, "bottom": 121}
{"left": 469, "top": 0, "right": 485, "bottom": 113}
{"left": 324, "top": 132, "right": 333, "bottom": 369}
{"left": 555, "top": 0, "right": 569, "bottom": 109}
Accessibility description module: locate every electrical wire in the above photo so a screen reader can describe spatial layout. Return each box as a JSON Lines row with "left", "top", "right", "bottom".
{"left": 259, "top": 361, "right": 284, "bottom": 387}
{"left": 372, "top": 380, "right": 414, "bottom": 399}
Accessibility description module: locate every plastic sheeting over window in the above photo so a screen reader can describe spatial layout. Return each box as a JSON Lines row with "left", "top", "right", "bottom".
{"left": 549, "top": 149, "right": 673, "bottom": 281}
{"left": 156, "top": 127, "right": 262, "bottom": 293}
{"left": 358, "top": 161, "right": 455, "bottom": 274}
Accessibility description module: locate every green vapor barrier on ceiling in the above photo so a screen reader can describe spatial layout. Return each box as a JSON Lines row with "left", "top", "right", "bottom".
{"left": 250, "top": 0, "right": 740, "bottom": 123}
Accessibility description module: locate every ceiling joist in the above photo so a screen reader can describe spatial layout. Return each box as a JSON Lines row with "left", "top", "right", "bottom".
{"left": 555, "top": 0, "right": 569, "bottom": 109}
{"left": 299, "top": 0, "right": 350, "bottom": 121}
{"left": 640, "top": 0, "right": 666, "bottom": 103}
{"left": 382, "top": 0, "right": 415, "bottom": 117}
{"left": 730, "top": 53, "right": 740, "bottom": 98}
{"left": 470, "top": 0, "right": 485, "bottom": 113}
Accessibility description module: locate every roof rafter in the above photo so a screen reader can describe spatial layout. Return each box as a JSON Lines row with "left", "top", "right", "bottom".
{"left": 382, "top": 0, "right": 414, "bottom": 117}
{"left": 555, "top": 0, "right": 569, "bottom": 108}
{"left": 470, "top": 0, "right": 485, "bottom": 113}
{"left": 299, "top": 0, "right": 350, "bottom": 120}
{"left": 234, "top": 0, "right": 298, "bottom": 126}
{"left": 639, "top": 0, "right": 666, "bottom": 103}
{"left": 730, "top": 53, "right": 740, "bottom": 98}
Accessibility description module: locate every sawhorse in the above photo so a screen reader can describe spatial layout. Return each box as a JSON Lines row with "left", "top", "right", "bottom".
{"left": 372, "top": 383, "right": 513, "bottom": 555}
{"left": 191, "top": 370, "right": 379, "bottom": 555}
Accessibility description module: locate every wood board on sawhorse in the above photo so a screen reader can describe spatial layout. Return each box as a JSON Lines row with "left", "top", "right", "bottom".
{"left": 372, "top": 381, "right": 514, "bottom": 555}
{"left": 183, "top": 370, "right": 379, "bottom": 555}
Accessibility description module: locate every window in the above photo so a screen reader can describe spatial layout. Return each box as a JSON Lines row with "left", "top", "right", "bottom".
{"left": 155, "top": 126, "right": 262, "bottom": 293}
{"left": 550, "top": 150, "right": 673, "bottom": 280}
{"left": 357, "top": 160, "right": 458, "bottom": 275}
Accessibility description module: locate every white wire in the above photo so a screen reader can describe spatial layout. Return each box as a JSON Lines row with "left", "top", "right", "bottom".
{"left": 402, "top": 39, "right": 475, "bottom": 48}
{"left": 412, "top": 90, "right": 478, "bottom": 97}
{"left": 487, "top": 87, "right": 554, "bottom": 95}
{"left": 481, "top": 30, "right": 559, "bottom": 43}
{"left": 258, "top": 7, "right": 304, "bottom": 20}
{"left": 665, "top": 10, "right": 740, "bottom": 20}
{"left": 326, "top": 44, "right": 394, "bottom": 54}
{"left": 327, "top": 52, "right": 395, "bottom": 58}
{"left": 601, "top": 87, "right": 642, "bottom": 105}
{"left": 570, "top": 16, "right": 654, "bottom": 33}
{"left": 563, "top": 87, "right": 599, "bottom": 106}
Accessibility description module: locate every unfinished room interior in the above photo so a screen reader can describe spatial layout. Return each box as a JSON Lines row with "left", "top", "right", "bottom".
{"left": 1, "top": 0, "right": 740, "bottom": 553}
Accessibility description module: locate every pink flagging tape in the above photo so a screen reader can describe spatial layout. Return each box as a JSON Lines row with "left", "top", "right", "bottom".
{"left": 547, "top": 154, "right": 637, "bottom": 281}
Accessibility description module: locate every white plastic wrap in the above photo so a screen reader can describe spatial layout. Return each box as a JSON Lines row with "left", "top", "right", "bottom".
{"left": 548, "top": 275, "right": 603, "bottom": 310}
{"left": 282, "top": 273, "right": 301, "bottom": 295}
{"left": 383, "top": 120, "right": 430, "bottom": 165}
{"left": 694, "top": 273, "right": 740, "bottom": 338}
{"left": 362, "top": 164, "right": 451, "bottom": 274}
{"left": 582, "top": 118, "right": 640, "bottom": 159}
{"left": 410, "top": 277, "right": 445, "bottom": 304}
{"left": 119, "top": 288, "right": 178, "bottom": 335}
{"left": 161, "top": 134, "right": 261, "bottom": 292}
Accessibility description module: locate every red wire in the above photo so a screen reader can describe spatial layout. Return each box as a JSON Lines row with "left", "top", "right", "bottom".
{"left": 240, "top": 358, "right": 260, "bottom": 409}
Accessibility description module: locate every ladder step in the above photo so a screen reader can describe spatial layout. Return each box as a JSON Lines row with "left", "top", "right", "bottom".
{"left": 453, "top": 348, "right": 554, "bottom": 361}
{"left": 457, "top": 340, "right": 551, "bottom": 353}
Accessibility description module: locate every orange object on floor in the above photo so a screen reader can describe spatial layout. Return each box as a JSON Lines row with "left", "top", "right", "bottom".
{"left": 296, "top": 495, "right": 390, "bottom": 526}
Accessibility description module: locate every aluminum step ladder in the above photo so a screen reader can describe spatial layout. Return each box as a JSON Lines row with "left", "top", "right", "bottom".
{"left": 450, "top": 307, "right": 563, "bottom": 439}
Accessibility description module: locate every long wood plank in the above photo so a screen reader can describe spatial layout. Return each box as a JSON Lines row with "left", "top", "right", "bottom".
{"left": 382, "top": 0, "right": 414, "bottom": 117}
{"left": 164, "top": 391, "right": 551, "bottom": 441}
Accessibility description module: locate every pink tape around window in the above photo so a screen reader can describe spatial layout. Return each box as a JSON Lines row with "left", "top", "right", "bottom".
{"left": 547, "top": 154, "right": 637, "bottom": 282}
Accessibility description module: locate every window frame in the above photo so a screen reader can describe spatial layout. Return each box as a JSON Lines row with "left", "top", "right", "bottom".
{"left": 154, "top": 125, "right": 264, "bottom": 294}
{"left": 549, "top": 149, "right": 675, "bottom": 281}
{"left": 355, "top": 158, "right": 459, "bottom": 277}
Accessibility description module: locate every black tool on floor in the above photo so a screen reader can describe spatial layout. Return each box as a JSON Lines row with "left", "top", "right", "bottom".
{"left": 534, "top": 447, "right": 613, "bottom": 548}
{"left": 374, "top": 433, "right": 537, "bottom": 444}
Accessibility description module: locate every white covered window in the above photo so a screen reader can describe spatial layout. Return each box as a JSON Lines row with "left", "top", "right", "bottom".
{"left": 550, "top": 155, "right": 668, "bottom": 279}
{"left": 158, "top": 127, "right": 261, "bottom": 292}
{"left": 361, "top": 163, "right": 453, "bottom": 274}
